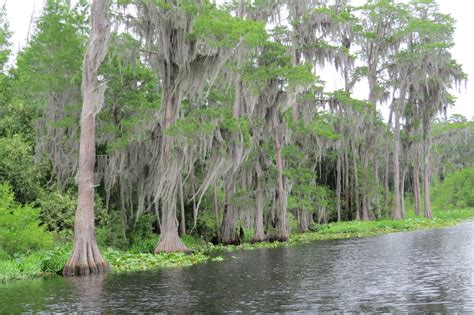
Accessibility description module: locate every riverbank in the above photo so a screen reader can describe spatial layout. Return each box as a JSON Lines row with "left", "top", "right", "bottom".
{"left": 1, "top": 208, "right": 472, "bottom": 282}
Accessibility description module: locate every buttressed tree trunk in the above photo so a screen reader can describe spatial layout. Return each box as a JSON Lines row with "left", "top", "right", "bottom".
{"left": 220, "top": 180, "right": 240, "bottom": 245}
{"left": 63, "top": 0, "right": 109, "bottom": 276}
{"left": 154, "top": 84, "right": 189, "bottom": 253}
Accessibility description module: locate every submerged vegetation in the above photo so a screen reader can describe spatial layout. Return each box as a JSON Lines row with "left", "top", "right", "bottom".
{"left": 0, "top": 0, "right": 473, "bottom": 281}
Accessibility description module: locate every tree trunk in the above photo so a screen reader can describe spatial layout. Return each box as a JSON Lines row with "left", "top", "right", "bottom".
{"left": 191, "top": 173, "right": 197, "bottom": 229}
{"left": 336, "top": 150, "right": 342, "bottom": 222}
{"left": 179, "top": 175, "right": 186, "bottom": 236}
{"left": 214, "top": 182, "right": 220, "bottom": 239}
{"left": 219, "top": 181, "right": 240, "bottom": 245}
{"left": 374, "top": 159, "right": 381, "bottom": 218}
{"left": 401, "top": 166, "right": 407, "bottom": 219}
{"left": 154, "top": 84, "right": 189, "bottom": 253}
{"left": 422, "top": 114, "right": 433, "bottom": 219}
{"left": 413, "top": 141, "right": 421, "bottom": 216}
{"left": 350, "top": 138, "right": 360, "bottom": 220}
{"left": 393, "top": 106, "right": 402, "bottom": 220}
{"left": 274, "top": 124, "right": 288, "bottom": 241}
{"left": 154, "top": 193, "right": 189, "bottom": 253}
{"left": 343, "top": 145, "right": 350, "bottom": 217}
{"left": 63, "top": 0, "right": 109, "bottom": 277}
{"left": 298, "top": 209, "right": 309, "bottom": 233}
{"left": 253, "top": 162, "right": 266, "bottom": 242}
{"left": 361, "top": 150, "right": 370, "bottom": 221}
{"left": 384, "top": 147, "right": 390, "bottom": 211}
{"left": 268, "top": 192, "right": 276, "bottom": 229}
{"left": 153, "top": 201, "right": 161, "bottom": 234}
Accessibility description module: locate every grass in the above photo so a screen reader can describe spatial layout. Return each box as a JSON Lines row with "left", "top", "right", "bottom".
{"left": 0, "top": 208, "right": 472, "bottom": 283}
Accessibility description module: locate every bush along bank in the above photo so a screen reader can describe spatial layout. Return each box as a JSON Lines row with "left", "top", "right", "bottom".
{"left": 0, "top": 208, "right": 472, "bottom": 283}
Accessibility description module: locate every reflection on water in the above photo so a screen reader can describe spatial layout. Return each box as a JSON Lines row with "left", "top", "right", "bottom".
{"left": 1, "top": 222, "right": 473, "bottom": 313}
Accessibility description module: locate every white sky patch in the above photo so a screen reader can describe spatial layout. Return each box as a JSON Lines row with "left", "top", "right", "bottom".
{"left": 3, "top": 0, "right": 473, "bottom": 120}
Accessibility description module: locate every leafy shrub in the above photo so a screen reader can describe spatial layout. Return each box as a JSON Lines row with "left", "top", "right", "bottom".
{"left": 96, "top": 211, "right": 129, "bottom": 249}
{"left": 40, "top": 245, "right": 71, "bottom": 273}
{"left": 127, "top": 212, "right": 156, "bottom": 248}
{"left": 129, "top": 235, "right": 159, "bottom": 254}
{"left": 0, "top": 260, "right": 23, "bottom": 282}
{"left": 0, "top": 135, "right": 41, "bottom": 202}
{"left": 85, "top": 197, "right": 130, "bottom": 249}
{"left": 241, "top": 227, "right": 254, "bottom": 243}
{"left": 181, "top": 234, "right": 207, "bottom": 249}
{"left": 288, "top": 212, "right": 298, "bottom": 233}
{"left": 195, "top": 208, "right": 219, "bottom": 241}
{"left": 432, "top": 166, "right": 474, "bottom": 209}
{"left": 0, "top": 184, "right": 54, "bottom": 257}
{"left": 37, "top": 189, "right": 76, "bottom": 242}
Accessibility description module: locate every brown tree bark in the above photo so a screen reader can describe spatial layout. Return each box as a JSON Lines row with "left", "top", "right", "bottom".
{"left": 384, "top": 147, "right": 390, "bottom": 211}
{"left": 219, "top": 181, "right": 240, "bottom": 245}
{"left": 274, "top": 124, "right": 288, "bottom": 241}
{"left": 336, "top": 150, "right": 342, "bottom": 222}
{"left": 361, "top": 151, "right": 370, "bottom": 221}
{"left": 393, "top": 105, "right": 402, "bottom": 220}
{"left": 155, "top": 193, "right": 189, "bottom": 253}
{"left": 350, "top": 138, "right": 360, "bottom": 220}
{"left": 401, "top": 166, "right": 407, "bottom": 219}
{"left": 298, "top": 209, "right": 309, "bottom": 233}
{"left": 343, "top": 145, "right": 350, "bottom": 216}
{"left": 179, "top": 175, "right": 186, "bottom": 236}
{"left": 413, "top": 141, "right": 421, "bottom": 216}
{"left": 154, "top": 85, "right": 189, "bottom": 253}
{"left": 253, "top": 160, "right": 266, "bottom": 242}
{"left": 213, "top": 182, "right": 220, "bottom": 239}
{"left": 63, "top": 0, "right": 109, "bottom": 276}
{"left": 374, "top": 159, "right": 381, "bottom": 218}
{"left": 422, "top": 113, "right": 433, "bottom": 219}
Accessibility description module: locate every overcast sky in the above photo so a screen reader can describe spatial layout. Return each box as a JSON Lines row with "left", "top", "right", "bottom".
{"left": 3, "top": 0, "right": 473, "bottom": 120}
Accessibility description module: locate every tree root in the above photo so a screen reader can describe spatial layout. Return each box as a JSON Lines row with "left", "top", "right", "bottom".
{"left": 154, "top": 233, "right": 190, "bottom": 253}
{"left": 252, "top": 232, "right": 266, "bottom": 243}
{"left": 63, "top": 240, "right": 108, "bottom": 276}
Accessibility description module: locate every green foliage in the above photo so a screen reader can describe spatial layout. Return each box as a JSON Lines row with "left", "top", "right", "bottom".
{"left": 13, "top": 0, "right": 86, "bottom": 102}
{"left": 432, "top": 166, "right": 474, "bottom": 209}
{"left": 243, "top": 41, "right": 314, "bottom": 90}
{"left": 95, "top": 203, "right": 129, "bottom": 250}
{"left": 287, "top": 212, "right": 298, "bottom": 233}
{"left": 165, "top": 105, "right": 252, "bottom": 147}
{"left": 127, "top": 213, "right": 157, "bottom": 251}
{"left": 99, "top": 33, "right": 160, "bottom": 153}
{"left": 195, "top": 208, "right": 219, "bottom": 241}
{"left": 0, "top": 102, "right": 37, "bottom": 143}
{"left": 191, "top": 5, "right": 267, "bottom": 48}
{"left": 105, "top": 249, "right": 209, "bottom": 272}
{"left": 0, "top": 4, "right": 11, "bottom": 71}
{"left": 0, "top": 135, "right": 41, "bottom": 202}
{"left": 37, "top": 189, "right": 76, "bottom": 241}
{"left": 331, "top": 90, "right": 374, "bottom": 113}
{"left": 0, "top": 184, "right": 54, "bottom": 257}
{"left": 39, "top": 245, "right": 71, "bottom": 273}
{"left": 0, "top": 5, "right": 11, "bottom": 109}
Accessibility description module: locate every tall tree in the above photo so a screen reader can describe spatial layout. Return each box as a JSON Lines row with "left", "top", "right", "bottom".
{"left": 63, "top": 0, "right": 110, "bottom": 276}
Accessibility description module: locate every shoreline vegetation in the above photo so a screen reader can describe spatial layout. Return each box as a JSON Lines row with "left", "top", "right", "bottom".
{"left": 1, "top": 0, "right": 473, "bottom": 281}
{"left": 1, "top": 208, "right": 472, "bottom": 283}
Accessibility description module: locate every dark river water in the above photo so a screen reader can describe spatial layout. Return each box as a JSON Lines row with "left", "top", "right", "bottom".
{"left": 1, "top": 222, "right": 473, "bottom": 313}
